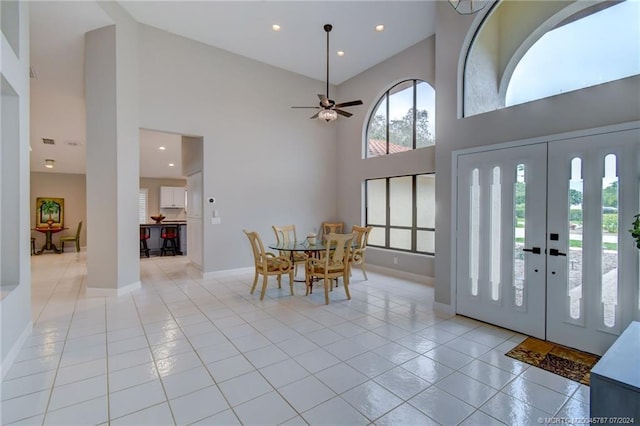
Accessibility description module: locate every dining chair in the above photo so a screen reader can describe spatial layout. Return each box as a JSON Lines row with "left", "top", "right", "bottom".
{"left": 272, "top": 224, "right": 308, "bottom": 276}
{"left": 350, "top": 225, "right": 374, "bottom": 280}
{"left": 59, "top": 221, "right": 82, "bottom": 253}
{"left": 244, "top": 229, "right": 294, "bottom": 300}
{"left": 322, "top": 221, "right": 344, "bottom": 238}
{"left": 305, "top": 232, "right": 355, "bottom": 304}
{"left": 30, "top": 237, "right": 36, "bottom": 256}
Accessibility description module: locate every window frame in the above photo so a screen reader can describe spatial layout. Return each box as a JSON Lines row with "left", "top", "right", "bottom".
{"left": 365, "top": 173, "right": 435, "bottom": 255}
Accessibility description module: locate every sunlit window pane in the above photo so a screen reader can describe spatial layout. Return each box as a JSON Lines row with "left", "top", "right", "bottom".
{"left": 390, "top": 176, "right": 412, "bottom": 227}
{"left": 416, "top": 82, "right": 436, "bottom": 148}
{"left": 417, "top": 230, "right": 435, "bottom": 253}
{"left": 368, "top": 227, "right": 385, "bottom": 246}
{"left": 390, "top": 228, "right": 411, "bottom": 250}
{"left": 417, "top": 174, "right": 435, "bottom": 228}
{"left": 506, "top": 1, "right": 639, "bottom": 107}
{"left": 601, "top": 154, "right": 618, "bottom": 328}
{"left": 470, "top": 168, "right": 480, "bottom": 296}
{"left": 367, "top": 179, "right": 386, "bottom": 225}
{"left": 367, "top": 96, "right": 387, "bottom": 158}
{"left": 568, "top": 157, "right": 583, "bottom": 320}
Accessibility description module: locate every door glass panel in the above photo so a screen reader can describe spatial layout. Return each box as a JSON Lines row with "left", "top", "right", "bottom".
{"left": 514, "top": 164, "right": 525, "bottom": 307}
{"left": 490, "top": 167, "right": 501, "bottom": 301}
{"left": 601, "top": 154, "right": 618, "bottom": 328}
{"left": 390, "top": 176, "right": 412, "bottom": 227}
{"left": 470, "top": 168, "right": 480, "bottom": 296}
{"left": 568, "top": 157, "right": 584, "bottom": 320}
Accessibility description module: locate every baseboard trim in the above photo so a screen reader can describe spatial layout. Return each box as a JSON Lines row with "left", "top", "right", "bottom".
{"left": 364, "top": 264, "right": 433, "bottom": 286}
{"left": 1, "top": 321, "right": 33, "bottom": 381}
{"left": 203, "top": 267, "right": 253, "bottom": 280}
{"left": 86, "top": 281, "right": 141, "bottom": 297}
{"left": 434, "top": 301, "right": 455, "bottom": 315}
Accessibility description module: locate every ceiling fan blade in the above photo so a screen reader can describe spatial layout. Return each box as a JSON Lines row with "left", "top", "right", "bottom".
{"left": 310, "top": 112, "right": 320, "bottom": 119}
{"left": 334, "top": 109, "right": 353, "bottom": 118}
{"left": 335, "top": 100, "right": 363, "bottom": 108}
{"left": 291, "top": 106, "right": 320, "bottom": 109}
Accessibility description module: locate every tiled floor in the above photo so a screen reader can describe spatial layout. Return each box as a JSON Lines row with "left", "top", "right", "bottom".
{"left": 1, "top": 253, "right": 590, "bottom": 425}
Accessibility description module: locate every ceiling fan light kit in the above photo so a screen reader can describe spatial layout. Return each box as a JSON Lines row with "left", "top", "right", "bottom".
{"left": 449, "top": 0, "right": 489, "bottom": 15}
{"left": 291, "top": 24, "right": 363, "bottom": 123}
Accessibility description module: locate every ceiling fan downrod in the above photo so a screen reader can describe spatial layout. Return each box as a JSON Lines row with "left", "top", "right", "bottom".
{"left": 324, "top": 24, "right": 332, "bottom": 103}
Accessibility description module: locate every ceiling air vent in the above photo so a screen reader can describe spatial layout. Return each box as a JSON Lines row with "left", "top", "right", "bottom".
{"left": 42, "top": 138, "right": 55, "bottom": 145}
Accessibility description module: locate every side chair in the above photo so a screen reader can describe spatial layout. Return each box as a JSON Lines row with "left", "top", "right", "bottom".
{"left": 350, "top": 225, "right": 373, "bottom": 280}
{"left": 59, "top": 221, "right": 82, "bottom": 253}
{"left": 305, "top": 232, "right": 354, "bottom": 304}
{"left": 244, "top": 229, "right": 294, "bottom": 300}
{"left": 322, "top": 221, "right": 344, "bottom": 238}
{"left": 272, "top": 224, "right": 308, "bottom": 276}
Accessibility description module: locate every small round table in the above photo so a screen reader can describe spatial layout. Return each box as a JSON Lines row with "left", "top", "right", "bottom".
{"left": 33, "top": 226, "right": 68, "bottom": 254}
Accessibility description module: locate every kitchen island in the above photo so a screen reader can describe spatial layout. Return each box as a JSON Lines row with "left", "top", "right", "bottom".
{"left": 140, "top": 222, "right": 186, "bottom": 255}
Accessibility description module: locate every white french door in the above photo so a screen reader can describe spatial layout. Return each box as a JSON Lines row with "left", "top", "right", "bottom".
{"left": 456, "top": 143, "right": 548, "bottom": 339}
{"left": 456, "top": 128, "right": 639, "bottom": 355}
{"left": 546, "top": 130, "right": 639, "bottom": 355}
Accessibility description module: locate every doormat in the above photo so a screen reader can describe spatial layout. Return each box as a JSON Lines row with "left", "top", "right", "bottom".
{"left": 505, "top": 337, "right": 600, "bottom": 385}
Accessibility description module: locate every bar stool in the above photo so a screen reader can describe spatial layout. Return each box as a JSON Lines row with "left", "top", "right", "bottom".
{"left": 140, "top": 227, "right": 151, "bottom": 258}
{"left": 160, "top": 226, "right": 178, "bottom": 256}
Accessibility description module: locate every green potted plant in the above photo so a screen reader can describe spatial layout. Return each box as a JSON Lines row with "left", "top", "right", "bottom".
{"left": 630, "top": 214, "right": 640, "bottom": 250}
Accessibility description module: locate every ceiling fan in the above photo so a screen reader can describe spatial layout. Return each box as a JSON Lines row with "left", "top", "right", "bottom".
{"left": 291, "top": 24, "right": 363, "bottom": 122}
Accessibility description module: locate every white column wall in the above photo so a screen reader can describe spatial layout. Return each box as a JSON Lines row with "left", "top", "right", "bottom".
{"left": 85, "top": 2, "right": 139, "bottom": 294}
{"left": 0, "top": 1, "right": 32, "bottom": 377}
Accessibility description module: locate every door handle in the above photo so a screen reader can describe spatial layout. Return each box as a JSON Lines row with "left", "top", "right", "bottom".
{"left": 522, "top": 247, "right": 541, "bottom": 254}
{"left": 549, "top": 248, "right": 566, "bottom": 256}
{"left": 522, "top": 247, "right": 542, "bottom": 254}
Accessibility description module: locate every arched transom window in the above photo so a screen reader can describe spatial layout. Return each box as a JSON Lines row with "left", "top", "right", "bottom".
{"left": 464, "top": 0, "right": 640, "bottom": 117}
{"left": 366, "top": 79, "right": 435, "bottom": 158}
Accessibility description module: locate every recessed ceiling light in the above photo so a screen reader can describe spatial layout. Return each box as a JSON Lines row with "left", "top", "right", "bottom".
{"left": 159, "top": 146, "right": 166, "bottom": 150}
{"left": 337, "top": 51, "right": 345, "bottom": 57}
{"left": 168, "top": 163, "right": 175, "bottom": 167}
{"left": 375, "top": 24, "right": 385, "bottom": 32}
{"left": 272, "top": 24, "right": 281, "bottom": 31}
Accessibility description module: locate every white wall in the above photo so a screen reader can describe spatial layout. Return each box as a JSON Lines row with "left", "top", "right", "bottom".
{"left": 336, "top": 37, "right": 437, "bottom": 277}
{"left": 434, "top": 2, "right": 640, "bottom": 307}
{"left": 1, "top": 1, "right": 32, "bottom": 377}
{"left": 137, "top": 25, "right": 340, "bottom": 274}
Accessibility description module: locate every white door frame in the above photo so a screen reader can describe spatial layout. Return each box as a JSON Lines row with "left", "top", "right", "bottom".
{"left": 450, "top": 121, "right": 640, "bottom": 315}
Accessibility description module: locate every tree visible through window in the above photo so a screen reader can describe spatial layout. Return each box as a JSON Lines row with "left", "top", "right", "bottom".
{"left": 366, "top": 80, "right": 435, "bottom": 158}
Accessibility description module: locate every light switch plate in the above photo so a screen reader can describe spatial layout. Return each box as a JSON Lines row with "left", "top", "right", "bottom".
{"left": 211, "top": 217, "right": 221, "bottom": 225}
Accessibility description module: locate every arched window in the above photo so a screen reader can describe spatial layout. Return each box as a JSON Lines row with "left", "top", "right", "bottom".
{"left": 366, "top": 80, "right": 435, "bottom": 158}
{"left": 464, "top": 0, "right": 640, "bottom": 117}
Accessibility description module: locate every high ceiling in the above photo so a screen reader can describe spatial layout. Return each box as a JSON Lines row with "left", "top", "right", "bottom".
{"left": 28, "top": 1, "right": 437, "bottom": 178}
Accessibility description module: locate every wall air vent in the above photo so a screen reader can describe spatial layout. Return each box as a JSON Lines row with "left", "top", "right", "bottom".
{"left": 42, "top": 138, "right": 55, "bottom": 145}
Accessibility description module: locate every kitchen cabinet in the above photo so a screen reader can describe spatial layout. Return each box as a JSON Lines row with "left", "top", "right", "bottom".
{"left": 160, "top": 186, "right": 186, "bottom": 208}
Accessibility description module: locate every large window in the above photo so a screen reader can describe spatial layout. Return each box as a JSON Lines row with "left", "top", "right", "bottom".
{"left": 366, "top": 174, "right": 435, "bottom": 255}
{"left": 366, "top": 80, "right": 435, "bottom": 158}
{"left": 506, "top": 1, "right": 640, "bottom": 107}
{"left": 464, "top": 0, "right": 639, "bottom": 116}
